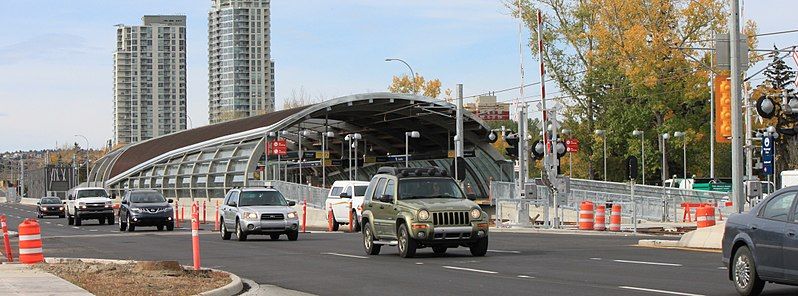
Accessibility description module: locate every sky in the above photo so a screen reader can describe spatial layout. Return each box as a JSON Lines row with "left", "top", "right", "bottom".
{"left": 0, "top": 0, "right": 796, "bottom": 152}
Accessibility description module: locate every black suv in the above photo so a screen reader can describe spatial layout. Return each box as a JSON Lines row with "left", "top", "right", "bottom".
{"left": 118, "top": 190, "right": 175, "bottom": 232}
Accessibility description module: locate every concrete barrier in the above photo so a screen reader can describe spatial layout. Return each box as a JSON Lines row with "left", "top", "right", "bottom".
{"left": 677, "top": 221, "right": 724, "bottom": 249}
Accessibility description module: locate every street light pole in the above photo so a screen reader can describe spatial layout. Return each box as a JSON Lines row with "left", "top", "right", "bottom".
{"left": 632, "top": 130, "right": 645, "bottom": 184}
{"left": 594, "top": 130, "right": 607, "bottom": 181}
{"left": 322, "top": 131, "right": 334, "bottom": 188}
{"left": 345, "top": 134, "right": 352, "bottom": 180}
{"left": 674, "top": 132, "right": 687, "bottom": 180}
{"left": 729, "top": 0, "right": 744, "bottom": 213}
{"left": 661, "top": 133, "right": 670, "bottom": 186}
{"left": 385, "top": 58, "right": 417, "bottom": 95}
{"left": 405, "top": 131, "right": 420, "bottom": 167}
{"left": 75, "top": 134, "right": 89, "bottom": 185}
{"left": 353, "top": 133, "right": 361, "bottom": 180}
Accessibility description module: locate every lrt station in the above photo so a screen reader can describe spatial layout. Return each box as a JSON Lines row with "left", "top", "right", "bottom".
{"left": 88, "top": 93, "right": 511, "bottom": 205}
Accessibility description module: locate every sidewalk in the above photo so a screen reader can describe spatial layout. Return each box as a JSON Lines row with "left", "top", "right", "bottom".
{"left": 0, "top": 264, "right": 93, "bottom": 295}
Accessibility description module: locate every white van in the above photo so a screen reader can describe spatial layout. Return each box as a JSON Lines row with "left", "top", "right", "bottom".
{"left": 324, "top": 180, "right": 369, "bottom": 231}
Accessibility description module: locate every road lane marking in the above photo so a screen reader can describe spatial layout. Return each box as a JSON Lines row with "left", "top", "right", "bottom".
{"left": 72, "top": 227, "right": 80, "bottom": 229}
{"left": 488, "top": 249, "right": 521, "bottom": 254}
{"left": 56, "top": 224, "right": 64, "bottom": 227}
{"left": 323, "top": 252, "right": 368, "bottom": 259}
{"left": 516, "top": 275, "right": 535, "bottom": 279}
{"left": 717, "top": 267, "right": 727, "bottom": 270}
{"left": 44, "top": 222, "right": 51, "bottom": 224}
{"left": 589, "top": 257, "right": 602, "bottom": 260}
{"left": 415, "top": 262, "right": 423, "bottom": 265}
{"left": 613, "top": 260, "right": 682, "bottom": 267}
{"left": 442, "top": 266, "right": 498, "bottom": 274}
{"left": 618, "top": 286, "right": 705, "bottom": 296}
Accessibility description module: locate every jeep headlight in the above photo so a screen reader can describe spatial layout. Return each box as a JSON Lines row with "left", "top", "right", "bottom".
{"left": 243, "top": 212, "right": 258, "bottom": 220}
{"left": 470, "top": 208, "right": 482, "bottom": 219}
{"left": 418, "top": 209, "right": 430, "bottom": 221}
{"left": 287, "top": 211, "right": 298, "bottom": 219}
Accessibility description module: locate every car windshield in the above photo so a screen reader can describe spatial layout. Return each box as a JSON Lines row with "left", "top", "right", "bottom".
{"left": 398, "top": 178, "right": 465, "bottom": 200}
{"left": 239, "top": 191, "right": 287, "bottom": 206}
{"left": 354, "top": 186, "right": 368, "bottom": 197}
{"left": 77, "top": 189, "right": 108, "bottom": 198}
{"left": 130, "top": 192, "right": 166, "bottom": 203}
{"left": 41, "top": 197, "right": 61, "bottom": 204}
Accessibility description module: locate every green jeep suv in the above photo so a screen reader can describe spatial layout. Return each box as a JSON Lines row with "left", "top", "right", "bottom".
{"left": 360, "top": 167, "right": 489, "bottom": 258}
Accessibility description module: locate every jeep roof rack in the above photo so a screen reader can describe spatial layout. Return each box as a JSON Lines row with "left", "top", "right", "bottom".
{"left": 376, "top": 166, "right": 449, "bottom": 178}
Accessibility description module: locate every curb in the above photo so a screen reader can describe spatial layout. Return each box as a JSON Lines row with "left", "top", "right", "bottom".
{"left": 44, "top": 258, "right": 243, "bottom": 296}
{"left": 638, "top": 239, "right": 680, "bottom": 248}
{"left": 490, "top": 227, "right": 665, "bottom": 238}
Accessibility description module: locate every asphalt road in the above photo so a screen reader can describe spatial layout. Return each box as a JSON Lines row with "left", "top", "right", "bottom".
{"left": 2, "top": 203, "right": 798, "bottom": 296}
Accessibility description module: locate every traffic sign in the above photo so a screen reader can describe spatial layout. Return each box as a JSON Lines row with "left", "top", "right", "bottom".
{"left": 267, "top": 140, "right": 287, "bottom": 156}
{"left": 565, "top": 139, "right": 579, "bottom": 153}
{"left": 315, "top": 151, "right": 330, "bottom": 159}
{"left": 762, "top": 136, "right": 774, "bottom": 175}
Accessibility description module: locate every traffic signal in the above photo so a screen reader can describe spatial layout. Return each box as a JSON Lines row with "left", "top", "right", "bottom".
{"left": 755, "top": 94, "right": 776, "bottom": 118}
{"left": 531, "top": 140, "right": 544, "bottom": 160}
{"left": 555, "top": 140, "right": 566, "bottom": 158}
{"left": 504, "top": 133, "right": 519, "bottom": 159}
{"left": 714, "top": 74, "right": 731, "bottom": 143}
{"left": 626, "top": 156, "right": 638, "bottom": 180}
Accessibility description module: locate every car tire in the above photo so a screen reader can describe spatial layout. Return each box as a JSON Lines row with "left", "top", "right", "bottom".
{"left": 59, "top": 215, "right": 65, "bottom": 219}
{"left": 398, "top": 223, "right": 417, "bottom": 258}
{"left": 235, "top": 220, "right": 247, "bottom": 241}
{"left": 166, "top": 222, "right": 174, "bottom": 231}
{"left": 287, "top": 230, "right": 299, "bottom": 241}
{"left": 127, "top": 215, "right": 135, "bottom": 232}
{"left": 220, "top": 219, "right": 231, "bottom": 240}
{"left": 433, "top": 247, "right": 448, "bottom": 255}
{"left": 37, "top": 213, "right": 42, "bottom": 219}
{"left": 106, "top": 215, "right": 115, "bottom": 225}
{"left": 119, "top": 216, "right": 127, "bottom": 231}
{"left": 99, "top": 217, "right": 106, "bottom": 225}
{"left": 68, "top": 215, "right": 74, "bottom": 225}
{"left": 270, "top": 234, "right": 280, "bottom": 240}
{"left": 363, "top": 222, "right": 380, "bottom": 255}
{"left": 74, "top": 215, "right": 82, "bottom": 226}
{"left": 332, "top": 219, "right": 340, "bottom": 231}
{"left": 733, "top": 246, "right": 765, "bottom": 296}
{"left": 157, "top": 225, "right": 164, "bottom": 231}
{"left": 469, "top": 236, "right": 489, "bottom": 257}
{"left": 353, "top": 211, "right": 361, "bottom": 232}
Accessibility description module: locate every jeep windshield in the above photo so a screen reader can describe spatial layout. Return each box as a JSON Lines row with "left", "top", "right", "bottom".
{"left": 130, "top": 192, "right": 166, "bottom": 203}
{"left": 77, "top": 189, "right": 108, "bottom": 198}
{"left": 398, "top": 178, "right": 465, "bottom": 200}
{"left": 239, "top": 191, "right": 288, "bottom": 206}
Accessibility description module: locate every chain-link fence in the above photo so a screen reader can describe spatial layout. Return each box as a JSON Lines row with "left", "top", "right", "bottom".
{"left": 270, "top": 180, "right": 329, "bottom": 209}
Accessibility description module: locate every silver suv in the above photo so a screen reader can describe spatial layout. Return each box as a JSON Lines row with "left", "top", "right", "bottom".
{"left": 219, "top": 187, "right": 299, "bottom": 241}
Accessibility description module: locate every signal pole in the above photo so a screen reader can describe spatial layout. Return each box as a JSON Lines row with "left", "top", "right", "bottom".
{"left": 729, "top": 0, "right": 745, "bottom": 213}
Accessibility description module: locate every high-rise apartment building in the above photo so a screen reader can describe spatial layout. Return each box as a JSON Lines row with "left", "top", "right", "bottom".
{"left": 113, "top": 15, "right": 187, "bottom": 145}
{"left": 208, "top": 0, "right": 275, "bottom": 124}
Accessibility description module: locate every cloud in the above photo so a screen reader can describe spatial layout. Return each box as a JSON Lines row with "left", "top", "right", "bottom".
{"left": 0, "top": 33, "right": 102, "bottom": 65}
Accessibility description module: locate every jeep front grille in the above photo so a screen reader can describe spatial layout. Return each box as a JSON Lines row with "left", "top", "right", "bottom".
{"left": 261, "top": 213, "right": 284, "bottom": 220}
{"left": 432, "top": 211, "right": 470, "bottom": 226}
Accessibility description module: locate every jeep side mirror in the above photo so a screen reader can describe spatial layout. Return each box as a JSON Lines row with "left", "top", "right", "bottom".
{"left": 339, "top": 192, "right": 351, "bottom": 199}
{"left": 288, "top": 201, "right": 297, "bottom": 206}
{"left": 467, "top": 194, "right": 477, "bottom": 201}
{"left": 167, "top": 199, "right": 174, "bottom": 204}
{"left": 379, "top": 194, "right": 393, "bottom": 203}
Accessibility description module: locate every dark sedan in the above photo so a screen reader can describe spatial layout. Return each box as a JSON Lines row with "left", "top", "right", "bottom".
{"left": 37, "top": 197, "right": 65, "bottom": 218}
{"left": 722, "top": 186, "right": 798, "bottom": 295}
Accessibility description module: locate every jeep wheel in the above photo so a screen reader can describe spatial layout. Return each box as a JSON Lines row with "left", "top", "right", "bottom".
{"left": 733, "top": 246, "right": 765, "bottom": 296}
{"left": 397, "top": 223, "right": 417, "bottom": 258}
{"left": 220, "top": 219, "right": 231, "bottom": 240}
{"left": 67, "top": 215, "right": 74, "bottom": 225}
{"left": 287, "top": 230, "right": 299, "bottom": 241}
{"left": 235, "top": 220, "right": 247, "bottom": 241}
{"left": 363, "top": 222, "right": 380, "bottom": 255}
{"left": 433, "top": 247, "right": 448, "bottom": 255}
{"left": 126, "top": 215, "right": 135, "bottom": 232}
{"left": 470, "top": 236, "right": 489, "bottom": 257}
{"left": 270, "top": 234, "right": 280, "bottom": 240}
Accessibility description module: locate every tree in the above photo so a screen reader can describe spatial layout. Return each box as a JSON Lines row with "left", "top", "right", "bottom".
{"left": 516, "top": 0, "right": 755, "bottom": 183}
{"left": 756, "top": 49, "right": 798, "bottom": 174}
{"left": 283, "top": 86, "right": 322, "bottom": 110}
{"left": 388, "top": 74, "right": 444, "bottom": 98}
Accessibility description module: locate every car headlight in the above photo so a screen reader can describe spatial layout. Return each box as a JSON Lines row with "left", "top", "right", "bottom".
{"left": 287, "top": 211, "right": 298, "bottom": 219}
{"left": 130, "top": 208, "right": 142, "bottom": 213}
{"left": 418, "top": 209, "right": 430, "bottom": 221}
{"left": 40, "top": 206, "right": 47, "bottom": 211}
{"left": 470, "top": 208, "right": 482, "bottom": 219}
{"left": 243, "top": 212, "right": 258, "bottom": 220}
{"left": 78, "top": 202, "right": 86, "bottom": 209}
{"left": 105, "top": 201, "right": 112, "bottom": 208}
{"left": 59, "top": 207, "right": 64, "bottom": 210}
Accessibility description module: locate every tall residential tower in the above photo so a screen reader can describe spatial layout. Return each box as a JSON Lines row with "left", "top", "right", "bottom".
{"left": 113, "top": 15, "right": 187, "bottom": 145}
{"left": 208, "top": 0, "right": 275, "bottom": 124}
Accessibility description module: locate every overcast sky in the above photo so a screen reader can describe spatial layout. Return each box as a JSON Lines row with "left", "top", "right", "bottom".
{"left": 0, "top": 0, "right": 795, "bottom": 152}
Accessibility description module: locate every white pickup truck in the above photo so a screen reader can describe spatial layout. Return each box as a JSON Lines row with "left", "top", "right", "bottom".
{"left": 324, "top": 181, "right": 369, "bottom": 231}
{"left": 65, "top": 187, "right": 115, "bottom": 226}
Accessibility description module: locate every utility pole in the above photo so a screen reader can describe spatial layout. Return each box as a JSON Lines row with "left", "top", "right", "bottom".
{"left": 729, "top": 0, "right": 745, "bottom": 214}
{"left": 455, "top": 84, "right": 464, "bottom": 181}
{"left": 710, "top": 32, "right": 716, "bottom": 179}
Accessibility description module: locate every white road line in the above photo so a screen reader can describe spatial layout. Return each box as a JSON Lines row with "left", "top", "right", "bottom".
{"left": 322, "top": 252, "right": 368, "bottom": 259}
{"left": 442, "top": 266, "right": 498, "bottom": 274}
{"left": 488, "top": 249, "right": 521, "bottom": 254}
{"left": 415, "top": 262, "right": 424, "bottom": 265}
{"left": 619, "top": 286, "right": 705, "bottom": 296}
{"left": 589, "top": 257, "right": 602, "bottom": 260}
{"left": 718, "top": 267, "right": 727, "bottom": 270}
{"left": 613, "top": 260, "right": 682, "bottom": 267}
{"left": 72, "top": 227, "right": 80, "bottom": 229}
{"left": 517, "top": 275, "right": 535, "bottom": 279}
{"left": 56, "top": 224, "right": 64, "bottom": 227}
{"left": 44, "top": 222, "right": 51, "bottom": 224}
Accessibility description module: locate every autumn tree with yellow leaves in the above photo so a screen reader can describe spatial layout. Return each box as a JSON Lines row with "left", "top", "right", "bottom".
{"left": 388, "top": 74, "right": 446, "bottom": 99}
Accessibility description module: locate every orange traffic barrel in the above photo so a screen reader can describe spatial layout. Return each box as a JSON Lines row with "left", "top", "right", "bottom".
{"left": 594, "top": 205, "right": 606, "bottom": 231}
{"left": 18, "top": 219, "right": 43, "bottom": 264}
{"left": 609, "top": 204, "right": 622, "bottom": 232}
{"left": 696, "top": 206, "right": 716, "bottom": 228}
{"left": 578, "top": 201, "right": 594, "bottom": 230}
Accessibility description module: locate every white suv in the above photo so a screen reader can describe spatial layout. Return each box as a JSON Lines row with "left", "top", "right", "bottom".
{"left": 65, "top": 187, "right": 115, "bottom": 226}
{"left": 324, "top": 181, "right": 369, "bottom": 231}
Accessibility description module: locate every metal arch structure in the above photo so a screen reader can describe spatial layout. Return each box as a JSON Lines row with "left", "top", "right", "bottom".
{"left": 90, "top": 92, "right": 512, "bottom": 199}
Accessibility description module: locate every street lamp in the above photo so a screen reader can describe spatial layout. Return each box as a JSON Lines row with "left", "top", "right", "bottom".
{"left": 345, "top": 133, "right": 362, "bottom": 180}
{"left": 661, "top": 133, "right": 670, "bottom": 186}
{"left": 321, "top": 131, "right": 334, "bottom": 188}
{"left": 594, "top": 130, "right": 607, "bottom": 181}
{"left": 673, "top": 131, "right": 687, "bottom": 180}
{"left": 74, "top": 134, "right": 89, "bottom": 185}
{"left": 405, "top": 131, "right": 420, "bottom": 167}
{"left": 631, "top": 130, "right": 645, "bottom": 184}
{"left": 385, "top": 58, "right": 417, "bottom": 95}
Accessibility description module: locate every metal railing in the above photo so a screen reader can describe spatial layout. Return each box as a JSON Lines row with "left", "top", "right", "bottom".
{"left": 269, "top": 180, "right": 328, "bottom": 209}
